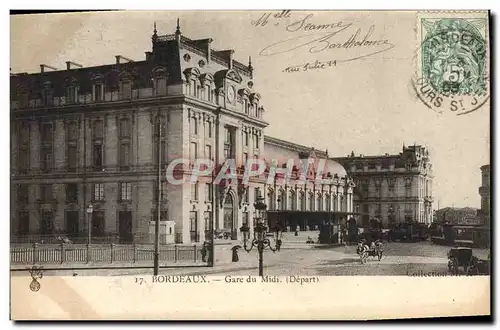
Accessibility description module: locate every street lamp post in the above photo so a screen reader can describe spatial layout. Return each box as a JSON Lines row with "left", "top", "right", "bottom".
{"left": 86, "top": 203, "right": 93, "bottom": 245}
{"left": 240, "top": 195, "right": 282, "bottom": 276}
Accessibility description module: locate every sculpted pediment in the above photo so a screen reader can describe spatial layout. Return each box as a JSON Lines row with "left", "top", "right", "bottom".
{"left": 215, "top": 69, "right": 243, "bottom": 86}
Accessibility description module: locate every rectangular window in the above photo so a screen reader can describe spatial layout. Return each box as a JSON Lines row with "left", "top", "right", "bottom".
{"left": 18, "top": 150, "right": 29, "bottom": 173}
{"left": 191, "top": 183, "right": 198, "bottom": 201}
{"left": 18, "top": 211, "right": 30, "bottom": 235}
{"left": 66, "top": 86, "right": 78, "bottom": 104}
{"left": 17, "top": 184, "right": 29, "bottom": 203}
{"left": 155, "top": 77, "right": 167, "bottom": 96}
{"left": 66, "top": 183, "right": 78, "bottom": 203}
{"left": 190, "top": 117, "right": 198, "bottom": 135}
{"left": 19, "top": 124, "right": 30, "bottom": 145}
{"left": 254, "top": 134, "right": 260, "bottom": 149}
{"left": 244, "top": 131, "right": 249, "bottom": 146}
{"left": 94, "top": 84, "right": 103, "bottom": 101}
{"left": 92, "top": 120, "right": 104, "bottom": 140}
{"left": 18, "top": 93, "right": 29, "bottom": 108}
{"left": 205, "top": 122, "right": 212, "bottom": 139}
{"left": 120, "top": 143, "right": 130, "bottom": 168}
{"left": 243, "top": 153, "right": 248, "bottom": 166}
{"left": 225, "top": 127, "right": 231, "bottom": 143}
{"left": 67, "top": 145, "right": 78, "bottom": 172}
{"left": 43, "top": 89, "right": 53, "bottom": 106}
{"left": 205, "top": 183, "right": 213, "bottom": 202}
{"left": 67, "top": 122, "right": 78, "bottom": 141}
{"left": 93, "top": 183, "right": 104, "bottom": 201}
{"left": 205, "top": 144, "right": 212, "bottom": 160}
{"left": 40, "top": 184, "right": 53, "bottom": 201}
{"left": 41, "top": 148, "right": 53, "bottom": 172}
{"left": 120, "top": 118, "right": 131, "bottom": 138}
{"left": 120, "top": 182, "right": 132, "bottom": 201}
{"left": 42, "top": 123, "right": 53, "bottom": 144}
{"left": 190, "top": 142, "right": 197, "bottom": 160}
{"left": 121, "top": 81, "right": 131, "bottom": 99}
{"left": 93, "top": 144, "right": 103, "bottom": 168}
{"left": 204, "top": 211, "right": 212, "bottom": 240}
{"left": 190, "top": 211, "right": 198, "bottom": 242}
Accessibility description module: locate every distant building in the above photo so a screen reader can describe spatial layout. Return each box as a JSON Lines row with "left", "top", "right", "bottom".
{"left": 479, "top": 164, "right": 490, "bottom": 227}
{"left": 435, "top": 207, "right": 481, "bottom": 226}
{"left": 333, "top": 144, "right": 434, "bottom": 227}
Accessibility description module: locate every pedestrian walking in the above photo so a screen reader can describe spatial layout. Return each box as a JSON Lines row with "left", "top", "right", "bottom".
{"left": 231, "top": 245, "right": 241, "bottom": 262}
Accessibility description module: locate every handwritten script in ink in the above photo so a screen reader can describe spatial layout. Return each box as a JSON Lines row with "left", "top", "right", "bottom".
{"left": 283, "top": 60, "right": 337, "bottom": 73}
{"left": 251, "top": 12, "right": 395, "bottom": 71}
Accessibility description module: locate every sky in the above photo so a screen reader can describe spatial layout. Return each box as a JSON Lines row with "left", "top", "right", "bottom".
{"left": 10, "top": 10, "right": 490, "bottom": 208}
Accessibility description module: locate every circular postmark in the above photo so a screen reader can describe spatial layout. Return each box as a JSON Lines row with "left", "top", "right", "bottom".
{"left": 412, "top": 18, "right": 489, "bottom": 115}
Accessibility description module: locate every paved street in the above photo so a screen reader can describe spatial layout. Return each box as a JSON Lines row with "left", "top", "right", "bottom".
{"left": 12, "top": 240, "right": 490, "bottom": 277}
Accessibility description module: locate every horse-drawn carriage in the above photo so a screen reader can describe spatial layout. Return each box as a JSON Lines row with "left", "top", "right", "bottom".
{"left": 447, "top": 247, "right": 490, "bottom": 275}
{"left": 357, "top": 239, "right": 384, "bottom": 264}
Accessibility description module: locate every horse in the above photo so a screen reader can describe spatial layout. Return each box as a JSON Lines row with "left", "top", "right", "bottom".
{"left": 357, "top": 240, "right": 383, "bottom": 264}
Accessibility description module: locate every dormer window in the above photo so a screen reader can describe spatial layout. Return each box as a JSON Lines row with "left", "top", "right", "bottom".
{"left": 155, "top": 77, "right": 167, "bottom": 96}
{"left": 91, "top": 75, "right": 104, "bottom": 102}
{"left": 66, "top": 85, "right": 79, "bottom": 104}
{"left": 94, "top": 83, "right": 103, "bottom": 101}
{"left": 120, "top": 80, "right": 131, "bottom": 99}
{"left": 42, "top": 82, "right": 53, "bottom": 106}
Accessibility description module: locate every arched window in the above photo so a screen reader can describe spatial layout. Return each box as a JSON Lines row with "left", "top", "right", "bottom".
{"left": 289, "top": 191, "right": 295, "bottom": 211}
{"left": 92, "top": 75, "right": 104, "bottom": 102}
{"left": 317, "top": 194, "right": 322, "bottom": 212}
{"left": 268, "top": 189, "right": 275, "bottom": 210}
{"left": 308, "top": 192, "right": 314, "bottom": 211}
{"left": 300, "top": 191, "right": 306, "bottom": 211}
{"left": 278, "top": 189, "right": 285, "bottom": 210}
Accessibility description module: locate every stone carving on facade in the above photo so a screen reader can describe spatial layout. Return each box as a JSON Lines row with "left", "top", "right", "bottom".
{"left": 218, "top": 184, "right": 232, "bottom": 209}
{"left": 183, "top": 67, "right": 200, "bottom": 81}
{"left": 226, "top": 69, "right": 242, "bottom": 83}
{"left": 237, "top": 184, "right": 247, "bottom": 209}
{"left": 199, "top": 72, "right": 214, "bottom": 86}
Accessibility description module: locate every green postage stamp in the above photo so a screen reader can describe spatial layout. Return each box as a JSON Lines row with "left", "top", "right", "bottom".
{"left": 414, "top": 12, "right": 489, "bottom": 115}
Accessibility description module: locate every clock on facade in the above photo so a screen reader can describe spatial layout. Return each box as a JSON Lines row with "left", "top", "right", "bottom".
{"left": 226, "top": 85, "right": 236, "bottom": 103}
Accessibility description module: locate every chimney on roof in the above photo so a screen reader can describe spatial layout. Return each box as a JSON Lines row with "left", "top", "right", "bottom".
{"left": 206, "top": 38, "right": 213, "bottom": 63}
{"left": 115, "top": 55, "right": 134, "bottom": 64}
{"left": 66, "top": 61, "right": 83, "bottom": 70}
{"left": 229, "top": 50, "right": 234, "bottom": 69}
{"left": 40, "top": 64, "right": 58, "bottom": 73}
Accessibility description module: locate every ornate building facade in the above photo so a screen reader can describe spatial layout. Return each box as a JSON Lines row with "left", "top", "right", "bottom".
{"left": 478, "top": 164, "right": 490, "bottom": 227}
{"left": 10, "top": 22, "right": 354, "bottom": 244}
{"left": 333, "top": 145, "right": 434, "bottom": 227}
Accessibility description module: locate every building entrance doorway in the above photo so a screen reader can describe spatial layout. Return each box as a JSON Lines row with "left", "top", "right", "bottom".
{"left": 65, "top": 211, "right": 79, "bottom": 238}
{"left": 223, "top": 194, "right": 236, "bottom": 240}
{"left": 118, "top": 211, "right": 133, "bottom": 243}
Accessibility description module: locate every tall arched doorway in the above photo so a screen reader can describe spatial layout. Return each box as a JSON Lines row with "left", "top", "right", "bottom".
{"left": 223, "top": 193, "right": 236, "bottom": 240}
